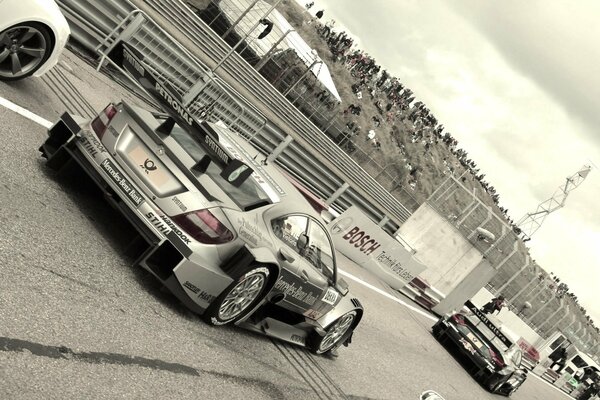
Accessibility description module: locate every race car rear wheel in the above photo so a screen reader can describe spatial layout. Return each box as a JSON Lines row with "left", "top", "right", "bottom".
{"left": 310, "top": 311, "right": 357, "bottom": 355}
{"left": 203, "top": 266, "right": 270, "bottom": 326}
{"left": 0, "top": 22, "right": 53, "bottom": 81}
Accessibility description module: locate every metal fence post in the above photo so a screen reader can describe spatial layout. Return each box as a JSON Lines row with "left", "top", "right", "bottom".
{"left": 255, "top": 29, "right": 294, "bottom": 71}
{"left": 213, "top": 0, "right": 283, "bottom": 74}
{"left": 283, "top": 59, "right": 321, "bottom": 96}
{"left": 325, "top": 183, "right": 350, "bottom": 206}
{"left": 222, "top": 0, "right": 262, "bottom": 39}
{"left": 496, "top": 255, "right": 530, "bottom": 293}
{"left": 266, "top": 135, "right": 294, "bottom": 163}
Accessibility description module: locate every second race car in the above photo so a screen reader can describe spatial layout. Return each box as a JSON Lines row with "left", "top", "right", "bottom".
{"left": 432, "top": 301, "right": 528, "bottom": 396}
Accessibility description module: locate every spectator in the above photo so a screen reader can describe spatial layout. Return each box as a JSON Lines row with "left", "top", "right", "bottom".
{"left": 481, "top": 296, "right": 505, "bottom": 315}
{"left": 257, "top": 19, "right": 273, "bottom": 39}
{"left": 366, "top": 129, "right": 376, "bottom": 141}
{"left": 578, "top": 379, "right": 599, "bottom": 400}
{"left": 549, "top": 347, "right": 568, "bottom": 372}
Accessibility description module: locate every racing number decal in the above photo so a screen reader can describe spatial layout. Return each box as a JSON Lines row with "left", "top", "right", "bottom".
{"left": 322, "top": 287, "right": 339, "bottom": 305}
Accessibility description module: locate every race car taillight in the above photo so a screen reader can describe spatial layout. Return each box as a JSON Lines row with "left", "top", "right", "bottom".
{"left": 172, "top": 209, "right": 234, "bottom": 244}
{"left": 451, "top": 314, "right": 466, "bottom": 325}
{"left": 489, "top": 349, "right": 505, "bottom": 368}
{"left": 91, "top": 104, "right": 118, "bottom": 140}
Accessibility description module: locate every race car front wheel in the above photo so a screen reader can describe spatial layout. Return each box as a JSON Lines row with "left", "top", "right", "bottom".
{"left": 0, "top": 22, "right": 53, "bottom": 81}
{"left": 203, "top": 266, "right": 270, "bottom": 326}
{"left": 310, "top": 311, "right": 357, "bottom": 355}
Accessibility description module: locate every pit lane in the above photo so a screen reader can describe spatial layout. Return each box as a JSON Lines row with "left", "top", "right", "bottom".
{"left": 0, "top": 49, "right": 573, "bottom": 400}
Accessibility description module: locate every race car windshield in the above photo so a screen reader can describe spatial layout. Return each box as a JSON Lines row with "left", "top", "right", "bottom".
{"left": 167, "top": 121, "right": 271, "bottom": 209}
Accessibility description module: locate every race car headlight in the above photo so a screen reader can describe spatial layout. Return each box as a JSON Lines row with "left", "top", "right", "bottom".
{"left": 497, "top": 367, "right": 514, "bottom": 376}
{"left": 505, "top": 374, "right": 525, "bottom": 387}
{"left": 172, "top": 209, "right": 234, "bottom": 244}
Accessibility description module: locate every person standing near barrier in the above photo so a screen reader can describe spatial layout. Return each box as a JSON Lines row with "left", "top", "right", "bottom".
{"left": 549, "top": 346, "right": 567, "bottom": 372}
{"left": 481, "top": 296, "right": 505, "bottom": 314}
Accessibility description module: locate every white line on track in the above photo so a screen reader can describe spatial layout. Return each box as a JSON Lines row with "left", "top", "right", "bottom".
{"left": 339, "top": 269, "right": 437, "bottom": 321}
{"left": 0, "top": 96, "right": 53, "bottom": 129}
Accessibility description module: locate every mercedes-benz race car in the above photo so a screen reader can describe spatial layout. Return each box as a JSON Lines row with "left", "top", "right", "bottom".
{"left": 39, "top": 44, "right": 363, "bottom": 356}
{"left": 432, "top": 301, "right": 528, "bottom": 396}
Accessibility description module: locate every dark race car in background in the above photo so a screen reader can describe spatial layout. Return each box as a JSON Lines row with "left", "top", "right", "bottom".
{"left": 432, "top": 301, "right": 528, "bottom": 396}
{"left": 39, "top": 44, "right": 363, "bottom": 356}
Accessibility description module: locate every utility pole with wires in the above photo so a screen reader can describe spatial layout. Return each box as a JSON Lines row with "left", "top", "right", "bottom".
{"left": 517, "top": 165, "right": 591, "bottom": 241}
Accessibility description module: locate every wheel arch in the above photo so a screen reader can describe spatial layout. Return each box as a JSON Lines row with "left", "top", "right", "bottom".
{"left": 221, "top": 244, "right": 281, "bottom": 294}
{"left": 318, "top": 295, "right": 364, "bottom": 331}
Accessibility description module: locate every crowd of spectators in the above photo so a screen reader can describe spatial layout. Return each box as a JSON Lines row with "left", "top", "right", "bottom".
{"left": 305, "top": 5, "right": 515, "bottom": 223}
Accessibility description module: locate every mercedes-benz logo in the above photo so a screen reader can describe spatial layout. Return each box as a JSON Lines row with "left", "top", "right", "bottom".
{"left": 330, "top": 217, "right": 353, "bottom": 234}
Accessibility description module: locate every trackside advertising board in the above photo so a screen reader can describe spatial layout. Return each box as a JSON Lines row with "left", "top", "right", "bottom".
{"left": 327, "top": 206, "right": 426, "bottom": 289}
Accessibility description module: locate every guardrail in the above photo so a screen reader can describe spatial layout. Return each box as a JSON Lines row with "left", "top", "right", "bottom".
{"left": 56, "top": 0, "right": 414, "bottom": 233}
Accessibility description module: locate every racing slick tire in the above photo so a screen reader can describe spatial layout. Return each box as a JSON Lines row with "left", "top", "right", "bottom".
{"left": 486, "top": 375, "right": 507, "bottom": 395}
{"left": 431, "top": 322, "right": 443, "bottom": 339}
{"left": 309, "top": 310, "right": 357, "bottom": 355}
{"left": 203, "top": 266, "right": 270, "bottom": 326}
{"left": 0, "top": 22, "right": 53, "bottom": 81}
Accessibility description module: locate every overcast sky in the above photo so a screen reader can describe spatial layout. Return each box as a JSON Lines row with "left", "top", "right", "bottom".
{"left": 297, "top": 0, "right": 600, "bottom": 331}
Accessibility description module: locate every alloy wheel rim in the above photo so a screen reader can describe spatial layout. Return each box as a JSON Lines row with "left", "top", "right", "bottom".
{"left": 218, "top": 273, "right": 266, "bottom": 320}
{"left": 0, "top": 25, "right": 47, "bottom": 78}
{"left": 319, "top": 312, "right": 355, "bottom": 352}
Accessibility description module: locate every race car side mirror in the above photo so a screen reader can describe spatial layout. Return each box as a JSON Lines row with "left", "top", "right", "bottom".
{"left": 297, "top": 234, "right": 308, "bottom": 250}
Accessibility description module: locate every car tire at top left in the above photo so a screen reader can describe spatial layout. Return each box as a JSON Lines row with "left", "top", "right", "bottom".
{"left": 0, "top": 22, "right": 53, "bottom": 81}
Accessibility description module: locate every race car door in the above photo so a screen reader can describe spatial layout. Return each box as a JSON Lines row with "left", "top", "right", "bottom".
{"left": 300, "top": 218, "right": 341, "bottom": 319}
{"left": 270, "top": 214, "right": 327, "bottom": 314}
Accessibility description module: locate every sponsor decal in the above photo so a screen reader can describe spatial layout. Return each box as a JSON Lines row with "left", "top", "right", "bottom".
{"left": 172, "top": 196, "right": 187, "bottom": 213}
{"left": 459, "top": 338, "right": 477, "bottom": 355}
{"left": 341, "top": 226, "right": 381, "bottom": 255}
{"left": 145, "top": 211, "right": 171, "bottom": 236}
{"left": 465, "top": 301, "right": 512, "bottom": 347}
{"left": 108, "top": 126, "right": 119, "bottom": 138}
{"left": 321, "top": 287, "right": 339, "bottom": 305}
{"left": 79, "top": 135, "right": 106, "bottom": 159}
{"left": 140, "top": 158, "right": 158, "bottom": 174}
{"left": 159, "top": 214, "right": 191, "bottom": 245}
{"left": 237, "top": 217, "right": 265, "bottom": 247}
{"left": 377, "top": 251, "right": 416, "bottom": 282}
{"left": 303, "top": 309, "right": 324, "bottom": 320}
{"left": 328, "top": 206, "right": 426, "bottom": 290}
{"left": 204, "top": 134, "right": 230, "bottom": 165}
{"left": 274, "top": 275, "right": 319, "bottom": 308}
{"left": 128, "top": 147, "right": 169, "bottom": 187}
{"left": 183, "top": 281, "right": 216, "bottom": 304}
{"left": 100, "top": 158, "right": 144, "bottom": 207}
{"left": 154, "top": 82, "right": 193, "bottom": 126}
{"left": 123, "top": 48, "right": 145, "bottom": 77}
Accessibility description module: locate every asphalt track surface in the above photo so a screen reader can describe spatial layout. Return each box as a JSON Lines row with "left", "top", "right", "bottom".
{"left": 0, "top": 50, "right": 575, "bottom": 400}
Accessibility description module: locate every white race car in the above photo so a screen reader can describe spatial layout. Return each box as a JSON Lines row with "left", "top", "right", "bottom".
{"left": 0, "top": 0, "right": 70, "bottom": 81}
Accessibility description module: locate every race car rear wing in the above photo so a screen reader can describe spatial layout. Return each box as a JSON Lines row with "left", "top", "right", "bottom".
{"left": 109, "top": 43, "right": 253, "bottom": 188}
{"left": 464, "top": 300, "right": 513, "bottom": 348}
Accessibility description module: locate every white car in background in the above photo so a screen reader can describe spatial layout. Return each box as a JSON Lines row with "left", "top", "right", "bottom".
{"left": 0, "top": 0, "right": 70, "bottom": 81}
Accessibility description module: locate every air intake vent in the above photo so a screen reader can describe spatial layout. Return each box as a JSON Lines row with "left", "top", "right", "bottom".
{"left": 351, "top": 298, "right": 362, "bottom": 309}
